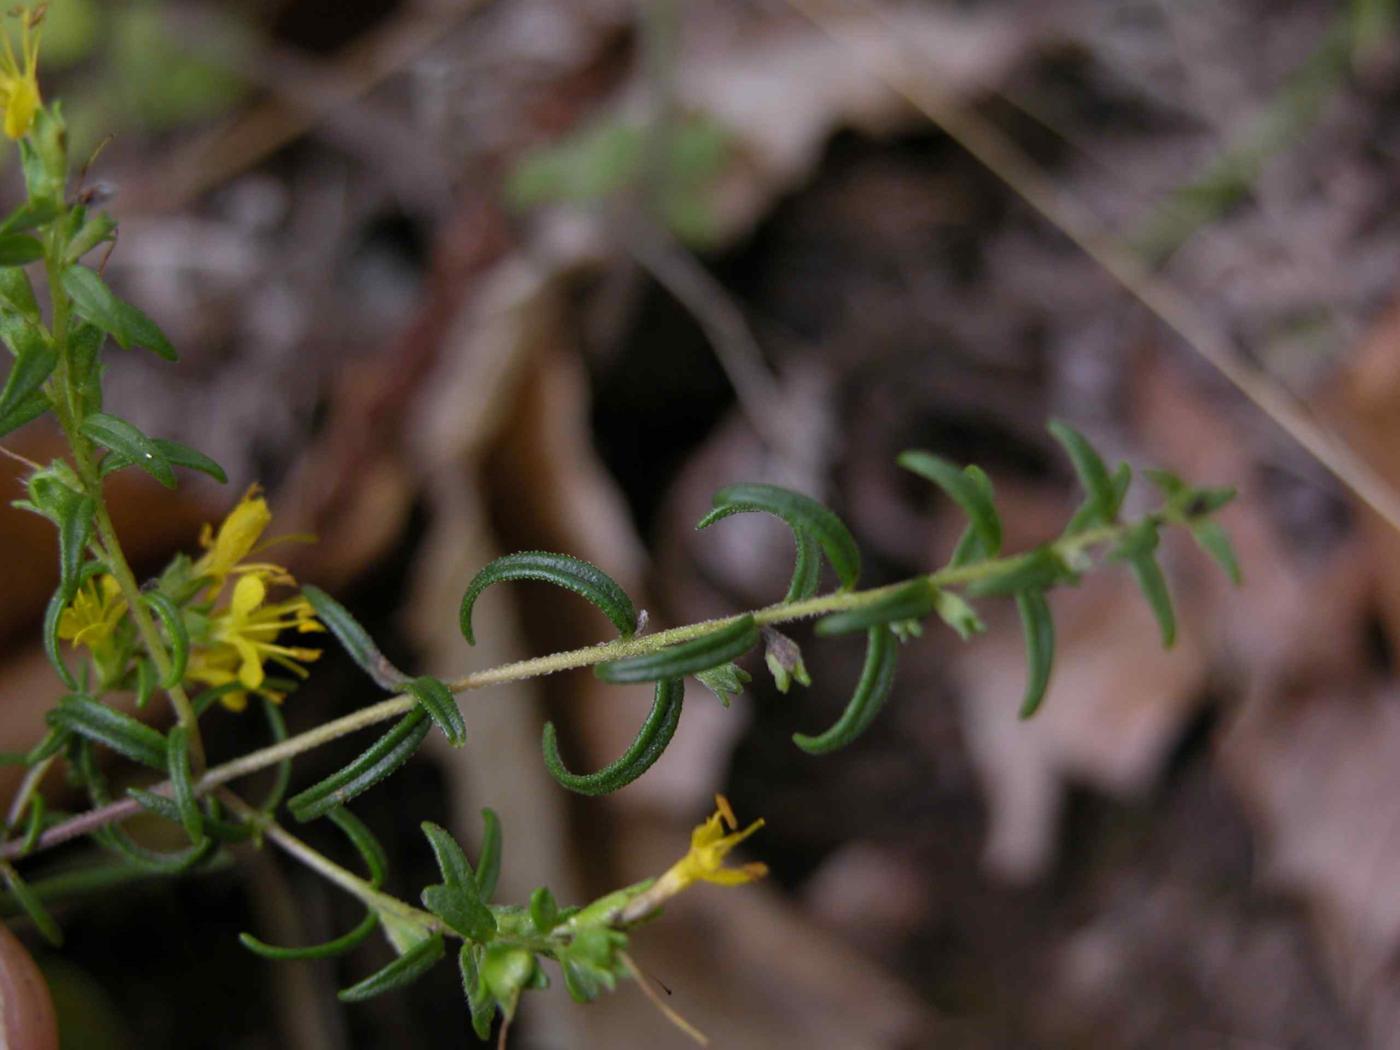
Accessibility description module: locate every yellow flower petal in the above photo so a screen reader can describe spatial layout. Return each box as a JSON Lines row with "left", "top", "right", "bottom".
{"left": 231, "top": 573, "right": 267, "bottom": 616}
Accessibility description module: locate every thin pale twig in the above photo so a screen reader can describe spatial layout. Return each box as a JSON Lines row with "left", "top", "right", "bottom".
{"left": 620, "top": 951, "right": 709, "bottom": 1046}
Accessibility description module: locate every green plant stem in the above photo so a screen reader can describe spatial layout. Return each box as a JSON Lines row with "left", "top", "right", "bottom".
{"left": 43, "top": 244, "right": 208, "bottom": 773}
{"left": 3, "top": 512, "right": 1155, "bottom": 863}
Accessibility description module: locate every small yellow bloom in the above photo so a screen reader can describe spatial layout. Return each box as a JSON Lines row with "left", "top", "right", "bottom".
{"left": 56, "top": 574, "right": 126, "bottom": 652}
{"left": 656, "top": 795, "right": 767, "bottom": 895}
{"left": 187, "top": 571, "right": 323, "bottom": 712}
{"left": 0, "top": 7, "right": 41, "bottom": 140}
{"left": 194, "top": 484, "right": 282, "bottom": 586}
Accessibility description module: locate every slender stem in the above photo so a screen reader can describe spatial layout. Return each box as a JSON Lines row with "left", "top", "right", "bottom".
{"left": 43, "top": 239, "right": 208, "bottom": 773}
{"left": 2, "top": 513, "right": 1151, "bottom": 863}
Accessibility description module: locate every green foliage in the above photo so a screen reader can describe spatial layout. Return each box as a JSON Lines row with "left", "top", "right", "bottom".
{"left": 404, "top": 676, "right": 466, "bottom": 748}
{"left": 287, "top": 711, "right": 431, "bottom": 822}
{"left": 459, "top": 551, "right": 638, "bottom": 646}
{"left": 698, "top": 483, "right": 862, "bottom": 594}
{"left": 595, "top": 615, "right": 758, "bottom": 683}
{"left": 301, "top": 585, "right": 407, "bottom": 691}
{"left": 793, "top": 626, "right": 897, "bottom": 755}
{"left": 542, "top": 677, "right": 684, "bottom": 796}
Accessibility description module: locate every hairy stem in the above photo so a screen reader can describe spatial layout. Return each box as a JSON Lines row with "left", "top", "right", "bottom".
{"left": 4, "top": 513, "right": 1151, "bottom": 862}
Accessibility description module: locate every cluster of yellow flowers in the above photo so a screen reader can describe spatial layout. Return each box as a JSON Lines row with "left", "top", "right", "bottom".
{"left": 59, "top": 487, "right": 323, "bottom": 712}
{"left": 184, "top": 486, "right": 323, "bottom": 711}
{"left": 0, "top": 5, "right": 41, "bottom": 140}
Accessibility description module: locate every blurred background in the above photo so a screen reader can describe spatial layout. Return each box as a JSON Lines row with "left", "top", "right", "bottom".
{"left": 3, "top": 0, "right": 1400, "bottom": 1046}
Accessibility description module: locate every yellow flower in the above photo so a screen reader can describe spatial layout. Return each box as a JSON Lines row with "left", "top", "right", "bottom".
{"left": 193, "top": 484, "right": 281, "bottom": 586}
{"left": 56, "top": 574, "right": 126, "bottom": 652}
{"left": 0, "top": 7, "right": 41, "bottom": 140}
{"left": 187, "top": 571, "right": 323, "bottom": 712}
{"left": 656, "top": 795, "right": 767, "bottom": 895}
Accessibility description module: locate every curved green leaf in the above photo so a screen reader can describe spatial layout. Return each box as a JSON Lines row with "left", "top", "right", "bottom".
{"left": 404, "top": 676, "right": 465, "bottom": 748}
{"left": 2, "top": 864, "right": 62, "bottom": 946}
{"left": 338, "top": 934, "right": 445, "bottom": 1003}
{"left": 1048, "top": 420, "right": 1118, "bottom": 524}
{"left": 240, "top": 910, "right": 379, "bottom": 961}
{"left": 1191, "top": 520, "right": 1242, "bottom": 586}
{"left": 542, "top": 677, "right": 684, "bottom": 796}
{"left": 42, "top": 561, "right": 106, "bottom": 689}
{"left": 815, "top": 579, "right": 937, "bottom": 637}
{"left": 1015, "top": 589, "right": 1055, "bottom": 719}
{"left": 595, "top": 616, "right": 758, "bottom": 684}
{"left": 288, "top": 710, "right": 430, "bottom": 823}
{"left": 0, "top": 235, "right": 43, "bottom": 266}
{"left": 166, "top": 725, "right": 204, "bottom": 845}
{"left": 898, "top": 452, "right": 1002, "bottom": 557}
{"left": 259, "top": 697, "right": 292, "bottom": 813}
{"left": 134, "top": 657, "right": 156, "bottom": 710}
{"left": 140, "top": 591, "right": 188, "bottom": 688}
{"left": 1114, "top": 522, "right": 1176, "bottom": 647}
{"left": 475, "top": 808, "right": 501, "bottom": 902}
{"left": 79, "top": 412, "right": 175, "bottom": 488}
{"left": 698, "top": 483, "right": 861, "bottom": 592}
{"left": 459, "top": 551, "right": 637, "bottom": 645}
{"left": 48, "top": 695, "right": 167, "bottom": 770}
{"left": 529, "top": 887, "right": 560, "bottom": 935}
{"left": 301, "top": 585, "right": 405, "bottom": 691}
{"left": 327, "top": 807, "right": 389, "bottom": 888}
{"left": 793, "top": 626, "right": 896, "bottom": 755}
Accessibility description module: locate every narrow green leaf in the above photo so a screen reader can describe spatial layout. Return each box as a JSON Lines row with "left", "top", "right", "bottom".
{"left": 62, "top": 266, "right": 177, "bottom": 361}
{"left": 2, "top": 865, "right": 62, "bottom": 946}
{"left": 0, "top": 260, "right": 39, "bottom": 317}
{"left": 287, "top": 710, "right": 430, "bottom": 822}
{"left": 80, "top": 412, "right": 176, "bottom": 488}
{"left": 420, "top": 822, "right": 496, "bottom": 941}
{"left": 1048, "top": 419, "right": 1118, "bottom": 524}
{"left": 404, "top": 676, "right": 465, "bottom": 748}
{"left": 0, "top": 235, "right": 43, "bottom": 266}
{"left": 301, "top": 585, "right": 405, "bottom": 691}
{"left": 0, "top": 199, "right": 60, "bottom": 237}
{"left": 166, "top": 725, "right": 204, "bottom": 844}
{"left": 475, "top": 808, "right": 502, "bottom": 902}
{"left": 103, "top": 437, "right": 228, "bottom": 484}
{"left": 240, "top": 911, "right": 379, "bottom": 961}
{"left": 338, "top": 934, "right": 445, "bottom": 1003}
{"left": 459, "top": 551, "right": 637, "bottom": 646}
{"left": 816, "top": 579, "right": 938, "bottom": 636}
{"left": 1114, "top": 523, "right": 1176, "bottom": 647}
{"left": 460, "top": 945, "right": 497, "bottom": 1039}
{"left": 697, "top": 483, "right": 862, "bottom": 591}
{"left": 542, "top": 677, "right": 684, "bottom": 796}
{"left": 786, "top": 528, "right": 823, "bottom": 602}
{"left": 48, "top": 695, "right": 168, "bottom": 770}
{"left": 57, "top": 495, "right": 95, "bottom": 596}
{"left": 964, "top": 547, "right": 1068, "bottom": 598}
{"left": 92, "top": 825, "right": 216, "bottom": 874}
{"left": 595, "top": 615, "right": 758, "bottom": 684}
{"left": 327, "top": 807, "right": 389, "bottom": 888}
{"left": 1191, "top": 520, "right": 1242, "bottom": 585}
{"left": 1015, "top": 590, "right": 1055, "bottom": 718}
{"left": 134, "top": 657, "right": 156, "bottom": 710}
{"left": 0, "top": 342, "right": 56, "bottom": 419}
{"left": 258, "top": 697, "right": 292, "bottom": 812}
{"left": 793, "top": 626, "right": 897, "bottom": 754}
{"left": 898, "top": 452, "right": 1003, "bottom": 556}
{"left": 140, "top": 591, "right": 189, "bottom": 688}
{"left": 17, "top": 795, "right": 45, "bottom": 856}
{"left": 420, "top": 821, "right": 477, "bottom": 893}
{"left": 0, "top": 389, "right": 46, "bottom": 438}
{"left": 529, "top": 887, "right": 560, "bottom": 935}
